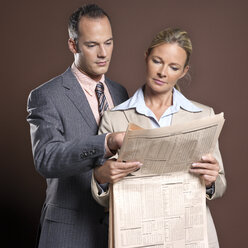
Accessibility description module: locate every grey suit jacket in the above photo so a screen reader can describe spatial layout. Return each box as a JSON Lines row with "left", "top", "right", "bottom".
{"left": 27, "top": 67, "right": 129, "bottom": 248}
{"left": 92, "top": 101, "right": 226, "bottom": 248}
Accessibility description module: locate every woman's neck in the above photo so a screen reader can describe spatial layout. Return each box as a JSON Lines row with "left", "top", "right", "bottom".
{"left": 144, "top": 86, "right": 173, "bottom": 121}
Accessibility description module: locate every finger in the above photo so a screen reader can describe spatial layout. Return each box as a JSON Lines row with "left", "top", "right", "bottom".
{"left": 202, "top": 174, "right": 216, "bottom": 181}
{"left": 115, "top": 161, "right": 143, "bottom": 170}
{"left": 107, "top": 132, "right": 125, "bottom": 151}
{"left": 201, "top": 154, "right": 217, "bottom": 164}
{"left": 192, "top": 162, "right": 219, "bottom": 171}
{"left": 189, "top": 168, "right": 218, "bottom": 177}
{"left": 111, "top": 166, "right": 141, "bottom": 176}
{"left": 200, "top": 175, "right": 216, "bottom": 186}
{"left": 110, "top": 171, "right": 135, "bottom": 183}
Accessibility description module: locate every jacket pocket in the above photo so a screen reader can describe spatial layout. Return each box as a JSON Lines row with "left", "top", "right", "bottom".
{"left": 45, "top": 204, "right": 79, "bottom": 224}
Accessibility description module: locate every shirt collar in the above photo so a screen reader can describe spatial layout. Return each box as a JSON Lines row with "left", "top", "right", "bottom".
{"left": 113, "top": 86, "right": 202, "bottom": 114}
{"left": 71, "top": 63, "right": 105, "bottom": 96}
{"left": 173, "top": 88, "right": 202, "bottom": 112}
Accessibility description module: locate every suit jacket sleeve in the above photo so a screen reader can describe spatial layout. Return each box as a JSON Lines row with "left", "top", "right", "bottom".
{"left": 27, "top": 87, "right": 106, "bottom": 178}
{"left": 91, "top": 111, "right": 114, "bottom": 207}
{"left": 207, "top": 108, "right": 227, "bottom": 200}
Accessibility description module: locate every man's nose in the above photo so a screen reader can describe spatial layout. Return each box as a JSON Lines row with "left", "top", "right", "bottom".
{"left": 98, "top": 45, "right": 107, "bottom": 58}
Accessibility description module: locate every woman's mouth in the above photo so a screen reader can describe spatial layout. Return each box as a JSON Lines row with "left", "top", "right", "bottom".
{"left": 153, "top": 78, "right": 167, "bottom": 85}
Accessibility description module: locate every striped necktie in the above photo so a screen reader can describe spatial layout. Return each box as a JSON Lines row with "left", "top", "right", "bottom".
{"left": 95, "top": 82, "right": 109, "bottom": 117}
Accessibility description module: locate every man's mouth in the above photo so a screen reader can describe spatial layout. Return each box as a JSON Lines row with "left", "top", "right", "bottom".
{"left": 96, "top": 61, "right": 108, "bottom": 66}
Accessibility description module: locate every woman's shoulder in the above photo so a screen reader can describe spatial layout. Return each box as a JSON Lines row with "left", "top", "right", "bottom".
{"left": 190, "top": 100, "right": 213, "bottom": 110}
{"left": 102, "top": 107, "right": 133, "bottom": 124}
{"left": 105, "top": 107, "right": 127, "bottom": 117}
{"left": 104, "top": 107, "right": 136, "bottom": 121}
{"left": 174, "top": 89, "right": 214, "bottom": 114}
{"left": 188, "top": 100, "right": 215, "bottom": 116}
{"left": 101, "top": 108, "right": 132, "bottom": 133}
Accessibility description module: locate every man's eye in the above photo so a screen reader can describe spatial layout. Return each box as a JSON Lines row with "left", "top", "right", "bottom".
{"left": 105, "top": 41, "right": 112, "bottom": 46}
{"left": 171, "top": 67, "right": 179, "bottom": 71}
{"left": 86, "top": 44, "right": 95, "bottom": 48}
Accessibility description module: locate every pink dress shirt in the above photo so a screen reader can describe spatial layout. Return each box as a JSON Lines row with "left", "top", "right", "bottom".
{"left": 71, "top": 63, "right": 115, "bottom": 157}
{"left": 71, "top": 63, "right": 114, "bottom": 125}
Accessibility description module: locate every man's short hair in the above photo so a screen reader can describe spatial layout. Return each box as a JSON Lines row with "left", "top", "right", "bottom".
{"left": 68, "top": 4, "right": 110, "bottom": 42}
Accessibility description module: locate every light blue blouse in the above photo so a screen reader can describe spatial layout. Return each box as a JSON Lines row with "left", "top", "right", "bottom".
{"left": 113, "top": 86, "right": 202, "bottom": 128}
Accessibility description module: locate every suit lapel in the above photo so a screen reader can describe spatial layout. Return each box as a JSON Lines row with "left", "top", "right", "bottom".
{"left": 122, "top": 109, "right": 152, "bottom": 129}
{"left": 171, "top": 108, "right": 202, "bottom": 125}
{"left": 61, "top": 68, "right": 97, "bottom": 129}
{"left": 105, "top": 78, "right": 123, "bottom": 106}
{"left": 171, "top": 109, "right": 187, "bottom": 125}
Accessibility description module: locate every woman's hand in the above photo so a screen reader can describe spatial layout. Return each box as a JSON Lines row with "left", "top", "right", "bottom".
{"left": 189, "top": 154, "right": 219, "bottom": 187}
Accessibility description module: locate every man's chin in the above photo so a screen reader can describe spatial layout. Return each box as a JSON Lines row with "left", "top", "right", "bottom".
{"left": 93, "top": 67, "right": 109, "bottom": 76}
{"left": 88, "top": 69, "right": 109, "bottom": 81}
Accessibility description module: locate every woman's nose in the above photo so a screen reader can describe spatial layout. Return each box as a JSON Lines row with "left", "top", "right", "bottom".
{"left": 157, "top": 65, "right": 167, "bottom": 78}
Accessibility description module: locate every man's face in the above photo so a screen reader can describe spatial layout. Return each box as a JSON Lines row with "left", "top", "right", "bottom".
{"left": 69, "top": 16, "right": 113, "bottom": 81}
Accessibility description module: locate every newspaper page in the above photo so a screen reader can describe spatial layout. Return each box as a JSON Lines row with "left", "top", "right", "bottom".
{"left": 110, "top": 113, "right": 225, "bottom": 248}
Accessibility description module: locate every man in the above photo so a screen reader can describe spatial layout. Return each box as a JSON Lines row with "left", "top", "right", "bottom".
{"left": 27, "top": 4, "right": 141, "bottom": 248}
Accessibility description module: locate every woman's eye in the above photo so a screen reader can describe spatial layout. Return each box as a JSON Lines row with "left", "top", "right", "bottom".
{"left": 171, "top": 67, "right": 179, "bottom": 71}
{"left": 152, "top": 59, "right": 161, "bottom": 64}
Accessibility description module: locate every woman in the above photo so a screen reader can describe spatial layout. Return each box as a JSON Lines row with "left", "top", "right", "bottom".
{"left": 92, "top": 28, "right": 226, "bottom": 247}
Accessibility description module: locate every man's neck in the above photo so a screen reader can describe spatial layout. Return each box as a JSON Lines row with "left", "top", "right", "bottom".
{"left": 74, "top": 63, "right": 103, "bottom": 82}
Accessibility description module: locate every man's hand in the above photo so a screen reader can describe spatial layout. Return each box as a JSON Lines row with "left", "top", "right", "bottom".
{"left": 94, "top": 158, "right": 142, "bottom": 184}
{"left": 106, "top": 132, "right": 126, "bottom": 154}
{"left": 189, "top": 154, "right": 219, "bottom": 187}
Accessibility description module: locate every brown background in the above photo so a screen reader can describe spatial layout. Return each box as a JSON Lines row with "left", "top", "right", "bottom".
{"left": 1, "top": 0, "right": 247, "bottom": 247}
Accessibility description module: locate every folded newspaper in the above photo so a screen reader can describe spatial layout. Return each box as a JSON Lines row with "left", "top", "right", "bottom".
{"left": 109, "top": 113, "right": 225, "bottom": 248}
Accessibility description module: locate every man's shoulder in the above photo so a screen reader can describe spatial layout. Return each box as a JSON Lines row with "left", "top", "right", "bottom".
{"left": 29, "top": 68, "right": 72, "bottom": 96}
{"left": 105, "top": 77, "right": 126, "bottom": 91}
{"left": 105, "top": 77, "right": 129, "bottom": 104}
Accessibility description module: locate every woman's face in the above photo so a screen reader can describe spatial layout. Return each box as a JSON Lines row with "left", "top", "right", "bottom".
{"left": 145, "top": 43, "right": 189, "bottom": 94}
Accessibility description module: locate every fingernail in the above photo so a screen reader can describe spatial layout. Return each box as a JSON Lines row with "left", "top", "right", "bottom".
{"left": 202, "top": 156, "right": 207, "bottom": 160}
{"left": 192, "top": 163, "right": 197, "bottom": 167}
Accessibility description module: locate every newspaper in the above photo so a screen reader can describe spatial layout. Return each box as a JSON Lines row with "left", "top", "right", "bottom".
{"left": 109, "top": 113, "right": 225, "bottom": 248}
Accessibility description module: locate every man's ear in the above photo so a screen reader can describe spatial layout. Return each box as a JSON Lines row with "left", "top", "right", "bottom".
{"left": 68, "top": 38, "right": 78, "bottom": 54}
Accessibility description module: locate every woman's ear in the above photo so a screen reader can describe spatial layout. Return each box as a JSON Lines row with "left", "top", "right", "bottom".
{"left": 180, "top": 65, "right": 189, "bottom": 79}
{"left": 144, "top": 51, "right": 148, "bottom": 62}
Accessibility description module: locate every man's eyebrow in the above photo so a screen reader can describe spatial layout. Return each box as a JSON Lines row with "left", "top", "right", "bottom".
{"left": 84, "top": 41, "right": 98, "bottom": 45}
{"left": 84, "top": 38, "right": 113, "bottom": 45}
{"left": 105, "top": 38, "right": 113, "bottom": 42}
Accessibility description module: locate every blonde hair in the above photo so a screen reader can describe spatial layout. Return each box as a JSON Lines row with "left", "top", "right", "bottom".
{"left": 146, "top": 28, "right": 192, "bottom": 91}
